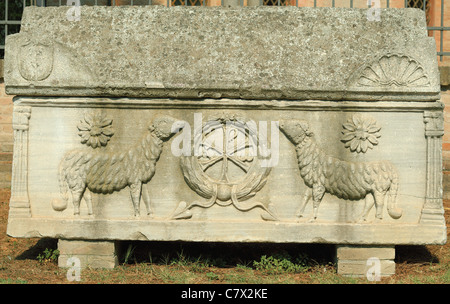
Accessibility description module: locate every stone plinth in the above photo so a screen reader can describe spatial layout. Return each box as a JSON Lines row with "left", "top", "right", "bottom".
{"left": 58, "top": 239, "right": 119, "bottom": 269}
{"left": 336, "top": 245, "right": 395, "bottom": 278}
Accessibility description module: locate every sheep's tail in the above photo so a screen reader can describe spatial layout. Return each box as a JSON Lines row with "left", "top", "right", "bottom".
{"left": 387, "top": 168, "right": 402, "bottom": 219}
{"left": 51, "top": 158, "right": 69, "bottom": 211}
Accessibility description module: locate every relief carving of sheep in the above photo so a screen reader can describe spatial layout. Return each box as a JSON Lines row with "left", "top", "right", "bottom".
{"left": 51, "top": 115, "right": 185, "bottom": 217}
{"left": 279, "top": 119, "right": 403, "bottom": 222}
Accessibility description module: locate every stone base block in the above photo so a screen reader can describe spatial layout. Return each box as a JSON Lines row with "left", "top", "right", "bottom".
{"left": 335, "top": 245, "right": 396, "bottom": 278}
{"left": 58, "top": 239, "right": 119, "bottom": 269}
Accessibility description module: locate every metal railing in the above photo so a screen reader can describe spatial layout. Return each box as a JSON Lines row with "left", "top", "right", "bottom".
{"left": 0, "top": 0, "right": 447, "bottom": 59}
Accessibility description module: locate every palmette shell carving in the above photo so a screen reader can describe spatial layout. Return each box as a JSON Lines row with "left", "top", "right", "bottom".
{"left": 358, "top": 54, "right": 430, "bottom": 87}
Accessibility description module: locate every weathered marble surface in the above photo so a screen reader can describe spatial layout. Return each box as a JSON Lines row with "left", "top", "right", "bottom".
{"left": 6, "top": 97, "right": 446, "bottom": 245}
{"left": 5, "top": 7, "right": 446, "bottom": 272}
{"left": 5, "top": 6, "right": 439, "bottom": 101}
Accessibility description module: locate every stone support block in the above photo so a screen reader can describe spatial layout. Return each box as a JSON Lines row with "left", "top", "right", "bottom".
{"left": 335, "top": 245, "right": 395, "bottom": 278}
{"left": 58, "top": 239, "right": 119, "bottom": 269}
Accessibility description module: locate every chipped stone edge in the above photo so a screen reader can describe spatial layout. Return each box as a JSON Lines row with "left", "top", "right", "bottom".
{"left": 6, "top": 217, "right": 447, "bottom": 245}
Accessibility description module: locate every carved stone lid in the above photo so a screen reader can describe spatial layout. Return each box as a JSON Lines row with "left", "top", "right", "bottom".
{"left": 4, "top": 6, "right": 440, "bottom": 101}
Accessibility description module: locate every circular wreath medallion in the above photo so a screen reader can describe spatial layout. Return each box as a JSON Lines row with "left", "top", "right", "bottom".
{"left": 175, "top": 113, "right": 276, "bottom": 220}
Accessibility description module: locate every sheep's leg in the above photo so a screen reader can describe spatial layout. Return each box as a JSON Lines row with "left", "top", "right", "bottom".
{"left": 83, "top": 189, "right": 93, "bottom": 216}
{"left": 359, "top": 193, "right": 375, "bottom": 222}
{"left": 129, "top": 182, "right": 142, "bottom": 217}
{"left": 296, "top": 188, "right": 312, "bottom": 218}
{"left": 71, "top": 186, "right": 86, "bottom": 216}
{"left": 373, "top": 191, "right": 386, "bottom": 220}
{"left": 141, "top": 183, "right": 153, "bottom": 217}
{"left": 310, "top": 184, "right": 325, "bottom": 222}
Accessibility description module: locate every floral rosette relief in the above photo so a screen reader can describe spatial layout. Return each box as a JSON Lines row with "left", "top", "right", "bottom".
{"left": 341, "top": 114, "right": 381, "bottom": 153}
{"left": 77, "top": 110, "right": 114, "bottom": 148}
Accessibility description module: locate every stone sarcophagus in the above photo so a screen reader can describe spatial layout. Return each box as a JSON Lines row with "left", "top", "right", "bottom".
{"left": 5, "top": 6, "right": 446, "bottom": 275}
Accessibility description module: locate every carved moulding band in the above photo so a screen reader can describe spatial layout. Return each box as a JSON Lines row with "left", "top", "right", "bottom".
{"left": 9, "top": 106, "right": 32, "bottom": 218}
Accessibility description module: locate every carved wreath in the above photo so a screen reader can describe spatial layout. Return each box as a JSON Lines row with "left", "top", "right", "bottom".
{"left": 173, "top": 113, "right": 276, "bottom": 221}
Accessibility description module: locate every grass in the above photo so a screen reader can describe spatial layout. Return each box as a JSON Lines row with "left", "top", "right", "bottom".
{"left": 253, "top": 252, "right": 313, "bottom": 274}
{"left": 62, "top": 242, "right": 339, "bottom": 284}
{"left": 36, "top": 248, "right": 59, "bottom": 264}
{"left": 1, "top": 238, "right": 449, "bottom": 284}
{"left": 0, "top": 278, "right": 28, "bottom": 284}
{"left": 65, "top": 241, "right": 449, "bottom": 284}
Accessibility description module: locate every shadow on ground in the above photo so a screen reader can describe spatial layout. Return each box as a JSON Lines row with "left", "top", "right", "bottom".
{"left": 12, "top": 238, "right": 441, "bottom": 268}
{"left": 15, "top": 238, "right": 58, "bottom": 261}
{"left": 395, "top": 245, "right": 439, "bottom": 264}
{"left": 118, "top": 241, "right": 334, "bottom": 267}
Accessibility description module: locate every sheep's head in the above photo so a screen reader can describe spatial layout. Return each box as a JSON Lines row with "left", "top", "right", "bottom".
{"left": 279, "top": 119, "right": 313, "bottom": 145}
{"left": 150, "top": 115, "right": 186, "bottom": 140}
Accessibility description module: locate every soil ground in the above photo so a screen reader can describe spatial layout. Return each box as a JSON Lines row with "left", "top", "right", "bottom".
{"left": 1, "top": 189, "right": 450, "bottom": 284}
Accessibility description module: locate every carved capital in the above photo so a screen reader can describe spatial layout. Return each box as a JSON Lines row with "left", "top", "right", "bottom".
{"left": 424, "top": 111, "right": 444, "bottom": 137}
{"left": 12, "top": 106, "right": 31, "bottom": 131}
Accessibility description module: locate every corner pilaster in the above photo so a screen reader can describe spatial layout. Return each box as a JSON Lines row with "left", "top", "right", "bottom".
{"left": 9, "top": 106, "right": 31, "bottom": 218}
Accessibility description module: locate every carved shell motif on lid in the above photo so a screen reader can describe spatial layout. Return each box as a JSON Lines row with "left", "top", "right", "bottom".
{"left": 357, "top": 53, "right": 430, "bottom": 88}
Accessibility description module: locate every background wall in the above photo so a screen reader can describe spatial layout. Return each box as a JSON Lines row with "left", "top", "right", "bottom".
{"left": 440, "top": 63, "right": 450, "bottom": 199}
{"left": 0, "top": 60, "right": 13, "bottom": 202}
